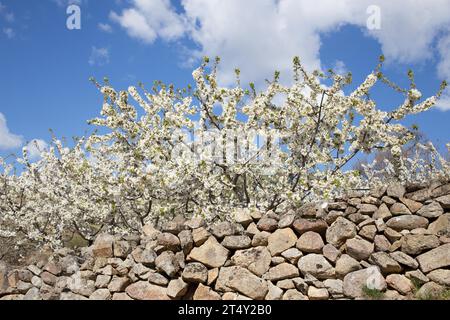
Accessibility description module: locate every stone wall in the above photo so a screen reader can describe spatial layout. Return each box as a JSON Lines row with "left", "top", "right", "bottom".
{"left": 1, "top": 180, "right": 450, "bottom": 300}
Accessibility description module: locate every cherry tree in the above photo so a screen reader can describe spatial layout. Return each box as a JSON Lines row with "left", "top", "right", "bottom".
{"left": 0, "top": 56, "right": 448, "bottom": 247}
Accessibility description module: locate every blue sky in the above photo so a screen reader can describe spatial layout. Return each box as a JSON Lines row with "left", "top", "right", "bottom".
{"left": 0, "top": 0, "right": 449, "bottom": 159}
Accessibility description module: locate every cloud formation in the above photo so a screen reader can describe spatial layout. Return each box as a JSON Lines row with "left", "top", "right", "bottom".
{"left": 110, "top": 0, "right": 450, "bottom": 110}
{"left": 0, "top": 113, "right": 23, "bottom": 150}
{"left": 88, "top": 46, "right": 110, "bottom": 66}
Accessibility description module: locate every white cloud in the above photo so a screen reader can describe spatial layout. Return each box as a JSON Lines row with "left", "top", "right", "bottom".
{"left": 88, "top": 46, "right": 110, "bottom": 66}
{"left": 110, "top": 0, "right": 186, "bottom": 44}
{"left": 0, "top": 113, "right": 23, "bottom": 150}
{"left": 98, "top": 23, "right": 113, "bottom": 33}
{"left": 111, "top": 0, "right": 450, "bottom": 93}
{"left": 332, "top": 60, "right": 347, "bottom": 75}
{"left": 23, "top": 139, "right": 48, "bottom": 160}
{"left": 3, "top": 27, "right": 14, "bottom": 39}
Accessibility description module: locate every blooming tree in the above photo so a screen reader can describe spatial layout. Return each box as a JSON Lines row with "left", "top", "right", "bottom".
{"left": 0, "top": 56, "right": 448, "bottom": 247}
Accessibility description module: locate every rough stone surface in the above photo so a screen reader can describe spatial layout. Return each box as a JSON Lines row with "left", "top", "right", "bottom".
{"left": 416, "top": 244, "right": 450, "bottom": 273}
{"left": 267, "top": 228, "right": 297, "bottom": 256}
{"left": 343, "top": 267, "right": 386, "bottom": 298}
{"left": 226, "top": 267, "right": 268, "bottom": 300}
{"left": 401, "top": 234, "right": 440, "bottom": 255}
{"left": 386, "top": 216, "right": 429, "bottom": 231}
{"left": 370, "top": 252, "right": 402, "bottom": 274}
{"left": 264, "top": 263, "right": 299, "bottom": 281}
{"left": 427, "top": 269, "right": 450, "bottom": 286}
{"left": 298, "top": 254, "right": 335, "bottom": 279}
{"left": 182, "top": 263, "right": 208, "bottom": 284}
{"left": 221, "top": 235, "right": 251, "bottom": 250}
{"left": 326, "top": 217, "right": 357, "bottom": 247}
{"left": 125, "top": 281, "right": 170, "bottom": 300}
{"left": 345, "top": 238, "right": 374, "bottom": 261}
{"left": 188, "top": 237, "right": 229, "bottom": 268}
{"left": 231, "top": 247, "right": 271, "bottom": 277}
{"left": 335, "top": 254, "right": 361, "bottom": 278}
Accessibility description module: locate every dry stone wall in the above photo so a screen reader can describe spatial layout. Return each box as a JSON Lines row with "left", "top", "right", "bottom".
{"left": 1, "top": 180, "right": 450, "bottom": 300}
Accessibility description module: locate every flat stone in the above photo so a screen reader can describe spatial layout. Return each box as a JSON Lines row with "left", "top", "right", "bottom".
{"left": 401, "top": 234, "right": 440, "bottom": 255}
{"left": 264, "top": 263, "right": 299, "bottom": 281}
{"left": 390, "top": 203, "right": 411, "bottom": 216}
{"left": 326, "top": 217, "right": 356, "bottom": 247}
{"left": 221, "top": 235, "right": 252, "bottom": 250}
{"left": 231, "top": 246, "right": 271, "bottom": 277}
{"left": 188, "top": 236, "right": 229, "bottom": 268}
{"left": 298, "top": 254, "right": 335, "bottom": 279}
{"left": 370, "top": 252, "right": 402, "bottom": 274}
{"left": 389, "top": 251, "right": 418, "bottom": 269}
{"left": 386, "top": 216, "right": 429, "bottom": 231}
{"left": 211, "top": 221, "right": 241, "bottom": 239}
{"left": 296, "top": 231, "right": 324, "bottom": 253}
{"left": 405, "top": 188, "right": 431, "bottom": 202}
{"left": 427, "top": 269, "right": 450, "bottom": 286}
{"left": 417, "top": 243, "right": 450, "bottom": 273}
{"left": 292, "top": 218, "right": 328, "bottom": 235}
{"left": 399, "top": 197, "right": 423, "bottom": 213}
{"left": 358, "top": 204, "right": 378, "bottom": 215}
{"left": 125, "top": 281, "right": 170, "bottom": 300}
{"left": 345, "top": 238, "right": 374, "bottom": 261}
{"left": 417, "top": 201, "right": 444, "bottom": 218}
